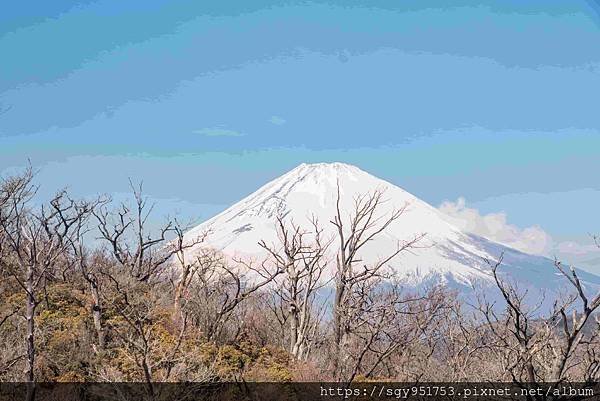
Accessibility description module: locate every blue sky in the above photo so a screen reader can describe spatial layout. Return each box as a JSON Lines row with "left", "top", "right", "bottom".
{"left": 1, "top": 0, "right": 600, "bottom": 270}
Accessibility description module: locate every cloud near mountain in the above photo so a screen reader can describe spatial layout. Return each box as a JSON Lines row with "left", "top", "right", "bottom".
{"left": 438, "top": 198, "right": 600, "bottom": 271}
{"left": 438, "top": 197, "right": 552, "bottom": 255}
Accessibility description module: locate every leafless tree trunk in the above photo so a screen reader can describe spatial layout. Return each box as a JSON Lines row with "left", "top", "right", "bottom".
{"left": 260, "top": 216, "right": 331, "bottom": 360}
{"left": 329, "top": 184, "right": 425, "bottom": 377}
{"left": 0, "top": 167, "right": 93, "bottom": 400}
{"left": 65, "top": 200, "right": 107, "bottom": 350}
{"left": 549, "top": 259, "right": 600, "bottom": 382}
{"left": 478, "top": 251, "right": 600, "bottom": 388}
{"left": 94, "top": 181, "right": 212, "bottom": 393}
{"left": 94, "top": 182, "right": 175, "bottom": 393}
{"left": 24, "top": 262, "right": 35, "bottom": 383}
{"left": 171, "top": 225, "right": 209, "bottom": 317}
{"left": 90, "top": 280, "right": 105, "bottom": 349}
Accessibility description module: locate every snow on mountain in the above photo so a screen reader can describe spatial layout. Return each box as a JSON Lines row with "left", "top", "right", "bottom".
{"left": 183, "top": 162, "right": 600, "bottom": 308}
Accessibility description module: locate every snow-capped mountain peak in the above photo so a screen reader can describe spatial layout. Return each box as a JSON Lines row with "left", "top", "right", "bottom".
{"left": 183, "top": 163, "right": 600, "bottom": 307}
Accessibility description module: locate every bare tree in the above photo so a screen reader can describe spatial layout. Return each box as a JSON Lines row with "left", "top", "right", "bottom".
{"left": 432, "top": 297, "right": 493, "bottom": 381}
{"left": 92, "top": 182, "right": 206, "bottom": 394}
{"left": 549, "top": 260, "right": 600, "bottom": 382}
{"left": 481, "top": 254, "right": 541, "bottom": 383}
{"left": 170, "top": 225, "right": 209, "bottom": 316}
{"left": 329, "top": 185, "right": 426, "bottom": 377}
{"left": 58, "top": 195, "right": 108, "bottom": 350}
{"left": 0, "top": 264, "right": 23, "bottom": 380}
{"left": 0, "top": 174, "right": 27, "bottom": 380}
{"left": 336, "top": 279, "right": 447, "bottom": 382}
{"left": 477, "top": 252, "right": 600, "bottom": 387}
{"left": 260, "top": 216, "right": 331, "bottom": 360}
{"left": 186, "top": 254, "right": 284, "bottom": 343}
{"left": 0, "top": 168, "right": 92, "bottom": 400}
{"left": 93, "top": 181, "right": 178, "bottom": 282}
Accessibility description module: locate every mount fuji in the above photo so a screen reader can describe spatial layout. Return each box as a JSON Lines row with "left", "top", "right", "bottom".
{"left": 183, "top": 162, "right": 600, "bottom": 308}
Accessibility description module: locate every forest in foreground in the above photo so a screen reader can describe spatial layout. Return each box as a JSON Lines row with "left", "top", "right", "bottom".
{"left": 1, "top": 167, "right": 599, "bottom": 392}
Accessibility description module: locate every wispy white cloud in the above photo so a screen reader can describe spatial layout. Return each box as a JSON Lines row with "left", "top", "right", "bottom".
{"left": 193, "top": 127, "right": 245, "bottom": 137}
{"left": 439, "top": 197, "right": 553, "bottom": 255}
{"left": 439, "top": 197, "right": 600, "bottom": 274}
{"left": 556, "top": 240, "right": 600, "bottom": 256}
{"left": 269, "top": 115, "right": 286, "bottom": 125}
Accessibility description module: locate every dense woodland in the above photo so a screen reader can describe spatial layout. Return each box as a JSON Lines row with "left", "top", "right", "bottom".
{"left": 0, "top": 167, "right": 599, "bottom": 392}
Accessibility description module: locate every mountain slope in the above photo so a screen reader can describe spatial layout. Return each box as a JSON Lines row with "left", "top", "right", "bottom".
{"left": 183, "top": 162, "right": 600, "bottom": 307}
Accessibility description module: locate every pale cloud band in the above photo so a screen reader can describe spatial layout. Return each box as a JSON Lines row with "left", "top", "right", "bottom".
{"left": 439, "top": 197, "right": 552, "bottom": 256}
{"left": 269, "top": 116, "right": 286, "bottom": 125}
{"left": 556, "top": 241, "right": 600, "bottom": 256}
{"left": 193, "top": 127, "right": 245, "bottom": 137}
{"left": 438, "top": 197, "right": 600, "bottom": 274}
